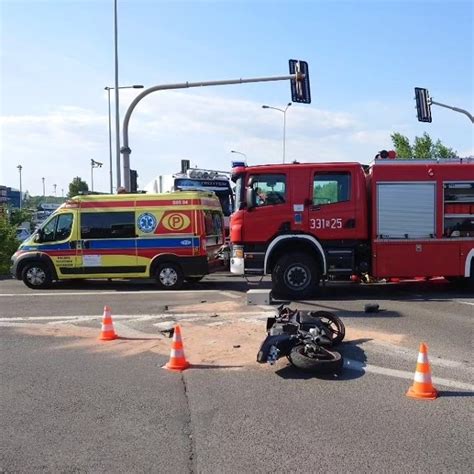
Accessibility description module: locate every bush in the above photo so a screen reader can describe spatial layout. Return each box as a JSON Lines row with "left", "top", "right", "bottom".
{"left": 0, "top": 215, "right": 19, "bottom": 275}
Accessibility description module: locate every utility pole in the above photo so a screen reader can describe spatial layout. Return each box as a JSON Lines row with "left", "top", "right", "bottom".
{"left": 42, "top": 177, "right": 45, "bottom": 197}
{"left": 113, "top": 0, "right": 121, "bottom": 188}
{"left": 17, "top": 165, "right": 22, "bottom": 209}
{"left": 90, "top": 159, "right": 103, "bottom": 192}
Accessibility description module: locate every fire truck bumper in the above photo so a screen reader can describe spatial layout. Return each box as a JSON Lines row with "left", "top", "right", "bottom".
{"left": 230, "top": 245, "right": 245, "bottom": 275}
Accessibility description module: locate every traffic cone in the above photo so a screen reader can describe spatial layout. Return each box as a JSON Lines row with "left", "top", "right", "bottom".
{"left": 406, "top": 342, "right": 438, "bottom": 400}
{"left": 164, "top": 325, "right": 190, "bottom": 371}
{"left": 99, "top": 305, "right": 118, "bottom": 341}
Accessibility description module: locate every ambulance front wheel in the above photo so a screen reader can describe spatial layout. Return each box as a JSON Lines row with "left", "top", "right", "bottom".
{"left": 155, "top": 262, "right": 184, "bottom": 290}
{"left": 21, "top": 261, "right": 52, "bottom": 289}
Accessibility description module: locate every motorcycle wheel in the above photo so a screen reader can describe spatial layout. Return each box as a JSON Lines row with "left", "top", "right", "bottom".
{"left": 288, "top": 345, "right": 343, "bottom": 374}
{"left": 310, "top": 311, "right": 345, "bottom": 345}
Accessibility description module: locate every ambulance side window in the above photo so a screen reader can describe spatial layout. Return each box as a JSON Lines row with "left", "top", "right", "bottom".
{"left": 81, "top": 212, "right": 135, "bottom": 239}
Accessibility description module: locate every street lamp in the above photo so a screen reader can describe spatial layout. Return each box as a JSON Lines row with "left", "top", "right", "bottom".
{"left": 230, "top": 150, "right": 247, "bottom": 159}
{"left": 53, "top": 184, "right": 57, "bottom": 196}
{"left": 17, "top": 165, "right": 22, "bottom": 209}
{"left": 42, "top": 177, "right": 45, "bottom": 197}
{"left": 90, "top": 159, "right": 103, "bottom": 192}
{"left": 105, "top": 84, "right": 144, "bottom": 193}
{"left": 262, "top": 102, "right": 292, "bottom": 163}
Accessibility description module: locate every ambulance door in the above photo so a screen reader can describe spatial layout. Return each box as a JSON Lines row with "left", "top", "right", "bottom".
{"left": 39, "top": 211, "right": 80, "bottom": 277}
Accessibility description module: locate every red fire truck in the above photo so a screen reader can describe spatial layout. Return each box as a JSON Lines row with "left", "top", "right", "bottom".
{"left": 230, "top": 153, "right": 474, "bottom": 298}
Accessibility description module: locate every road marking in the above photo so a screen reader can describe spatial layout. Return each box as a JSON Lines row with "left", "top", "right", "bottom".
{"left": 0, "top": 290, "right": 240, "bottom": 298}
{"left": 365, "top": 340, "right": 471, "bottom": 370}
{"left": 344, "top": 359, "right": 474, "bottom": 391}
{"left": 459, "top": 301, "right": 474, "bottom": 306}
{"left": 218, "top": 291, "right": 240, "bottom": 299}
{"left": 0, "top": 312, "right": 274, "bottom": 323}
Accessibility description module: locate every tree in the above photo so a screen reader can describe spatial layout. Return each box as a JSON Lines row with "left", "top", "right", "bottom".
{"left": 390, "top": 132, "right": 457, "bottom": 159}
{"left": 68, "top": 177, "right": 89, "bottom": 198}
{"left": 432, "top": 140, "right": 456, "bottom": 159}
{"left": 413, "top": 132, "right": 433, "bottom": 159}
{"left": 390, "top": 133, "right": 412, "bottom": 159}
{"left": 0, "top": 214, "right": 19, "bottom": 274}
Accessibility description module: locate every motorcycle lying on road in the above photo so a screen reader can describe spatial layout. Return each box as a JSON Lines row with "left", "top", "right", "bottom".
{"left": 257, "top": 305, "right": 345, "bottom": 373}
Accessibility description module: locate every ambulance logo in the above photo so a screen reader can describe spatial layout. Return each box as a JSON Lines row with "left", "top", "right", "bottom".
{"left": 137, "top": 213, "right": 157, "bottom": 233}
{"left": 162, "top": 213, "right": 191, "bottom": 231}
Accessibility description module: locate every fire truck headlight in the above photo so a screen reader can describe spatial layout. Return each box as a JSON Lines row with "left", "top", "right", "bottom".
{"left": 233, "top": 246, "right": 244, "bottom": 259}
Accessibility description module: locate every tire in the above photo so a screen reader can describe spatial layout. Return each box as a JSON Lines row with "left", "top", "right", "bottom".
{"left": 21, "top": 262, "right": 52, "bottom": 289}
{"left": 184, "top": 276, "right": 204, "bottom": 283}
{"left": 272, "top": 252, "right": 319, "bottom": 299}
{"left": 288, "top": 345, "right": 343, "bottom": 374}
{"left": 309, "top": 311, "right": 345, "bottom": 345}
{"left": 155, "top": 262, "right": 184, "bottom": 290}
{"left": 445, "top": 276, "right": 471, "bottom": 288}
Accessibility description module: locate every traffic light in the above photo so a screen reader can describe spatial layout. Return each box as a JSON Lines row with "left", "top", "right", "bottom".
{"left": 289, "top": 59, "right": 311, "bottom": 104}
{"left": 414, "top": 87, "right": 432, "bottom": 123}
{"left": 130, "top": 169, "right": 138, "bottom": 193}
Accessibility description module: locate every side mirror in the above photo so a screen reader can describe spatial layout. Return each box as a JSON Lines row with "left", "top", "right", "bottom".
{"left": 246, "top": 187, "right": 256, "bottom": 210}
{"left": 34, "top": 230, "right": 43, "bottom": 243}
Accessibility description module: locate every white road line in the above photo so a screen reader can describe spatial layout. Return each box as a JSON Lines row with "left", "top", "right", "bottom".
{"left": 218, "top": 291, "right": 241, "bottom": 299}
{"left": 459, "top": 301, "right": 474, "bottom": 306}
{"left": 364, "top": 340, "right": 472, "bottom": 370}
{"left": 0, "top": 290, "right": 238, "bottom": 298}
{"left": 344, "top": 359, "right": 474, "bottom": 391}
{"left": 0, "top": 312, "right": 274, "bottom": 322}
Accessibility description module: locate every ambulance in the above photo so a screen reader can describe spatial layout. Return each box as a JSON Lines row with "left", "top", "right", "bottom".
{"left": 11, "top": 191, "right": 225, "bottom": 289}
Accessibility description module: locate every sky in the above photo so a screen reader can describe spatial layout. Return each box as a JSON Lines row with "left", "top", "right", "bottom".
{"left": 1, "top": 0, "right": 473, "bottom": 196}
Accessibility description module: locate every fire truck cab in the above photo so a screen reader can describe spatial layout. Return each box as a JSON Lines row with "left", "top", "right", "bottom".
{"left": 230, "top": 156, "right": 474, "bottom": 298}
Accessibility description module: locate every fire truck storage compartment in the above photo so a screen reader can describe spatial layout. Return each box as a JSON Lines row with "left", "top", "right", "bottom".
{"left": 376, "top": 182, "right": 436, "bottom": 239}
{"left": 373, "top": 240, "right": 461, "bottom": 278}
{"left": 443, "top": 182, "right": 474, "bottom": 238}
{"left": 374, "top": 182, "right": 439, "bottom": 277}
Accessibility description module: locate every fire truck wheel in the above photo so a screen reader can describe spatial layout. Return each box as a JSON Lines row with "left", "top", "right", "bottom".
{"left": 155, "top": 262, "right": 184, "bottom": 290}
{"left": 272, "top": 252, "right": 319, "bottom": 299}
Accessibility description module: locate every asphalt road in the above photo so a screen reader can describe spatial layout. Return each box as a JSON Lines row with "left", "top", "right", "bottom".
{"left": 1, "top": 275, "right": 472, "bottom": 473}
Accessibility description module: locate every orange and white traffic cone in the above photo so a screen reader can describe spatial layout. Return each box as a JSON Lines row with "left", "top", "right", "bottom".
{"left": 406, "top": 342, "right": 438, "bottom": 400}
{"left": 164, "top": 325, "right": 190, "bottom": 371}
{"left": 99, "top": 305, "right": 118, "bottom": 341}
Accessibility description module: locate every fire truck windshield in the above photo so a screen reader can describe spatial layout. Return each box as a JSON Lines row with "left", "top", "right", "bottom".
{"left": 232, "top": 174, "right": 244, "bottom": 211}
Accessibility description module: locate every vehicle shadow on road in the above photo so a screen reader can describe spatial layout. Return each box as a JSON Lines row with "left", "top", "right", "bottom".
{"left": 274, "top": 340, "right": 368, "bottom": 381}
{"left": 189, "top": 363, "right": 244, "bottom": 370}
{"left": 293, "top": 301, "right": 402, "bottom": 318}
{"left": 437, "top": 390, "right": 474, "bottom": 398}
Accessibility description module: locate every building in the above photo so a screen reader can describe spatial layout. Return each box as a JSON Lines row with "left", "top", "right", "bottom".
{"left": 0, "top": 185, "right": 21, "bottom": 209}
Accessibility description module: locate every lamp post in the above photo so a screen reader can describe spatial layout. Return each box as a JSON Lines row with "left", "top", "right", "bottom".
{"left": 105, "top": 84, "right": 144, "bottom": 193}
{"left": 42, "top": 177, "right": 45, "bottom": 197}
{"left": 17, "top": 165, "right": 22, "bottom": 209}
{"left": 262, "top": 102, "right": 292, "bottom": 163}
{"left": 90, "top": 159, "right": 103, "bottom": 192}
{"left": 230, "top": 150, "right": 247, "bottom": 159}
{"left": 53, "top": 184, "right": 57, "bottom": 196}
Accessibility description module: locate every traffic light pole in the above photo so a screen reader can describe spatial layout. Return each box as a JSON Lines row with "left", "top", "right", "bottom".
{"left": 120, "top": 73, "right": 305, "bottom": 191}
{"left": 430, "top": 100, "right": 474, "bottom": 123}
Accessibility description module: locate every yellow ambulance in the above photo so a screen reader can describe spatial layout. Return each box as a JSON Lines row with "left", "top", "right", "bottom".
{"left": 11, "top": 191, "right": 225, "bottom": 289}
